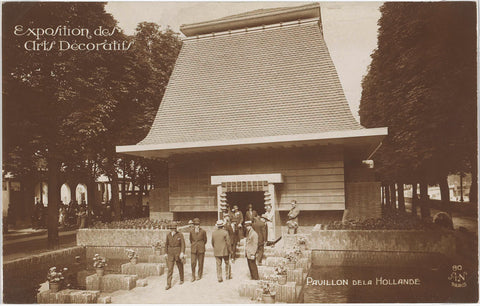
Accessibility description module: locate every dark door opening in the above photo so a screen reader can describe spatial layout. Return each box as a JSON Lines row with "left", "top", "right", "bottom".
{"left": 226, "top": 191, "right": 265, "bottom": 218}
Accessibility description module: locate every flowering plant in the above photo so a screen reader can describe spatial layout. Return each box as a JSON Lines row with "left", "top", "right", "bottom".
{"left": 47, "top": 267, "right": 66, "bottom": 283}
{"left": 260, "top": 280, "right": 276, "bottom": 296}
{"left": 151, "top": 240, "right": 165, "bottom": 251}
{"left": 274, "top": 263, "right": 287, "bottom": 275}
{"left": 125, "top": 249, "right": 138, "bottom": 260}
{"left": 297, "top": 236, "right": 307, "bottom": 245}
{"left": 93, "top": 254, "right": 107, "bottom": 268}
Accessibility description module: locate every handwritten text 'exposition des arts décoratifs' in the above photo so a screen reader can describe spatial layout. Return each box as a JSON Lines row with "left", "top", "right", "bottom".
{"left": 13, "top": 25, "right": 133, "bottom": 51}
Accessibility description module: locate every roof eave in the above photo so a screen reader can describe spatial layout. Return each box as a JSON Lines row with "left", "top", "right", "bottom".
{"left": 116, "top": 127, "right": 388, "bottom": 159}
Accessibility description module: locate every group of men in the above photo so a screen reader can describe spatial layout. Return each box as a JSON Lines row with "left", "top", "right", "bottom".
{"left": 164, "top": 200, "right": 300, "bottom": 290}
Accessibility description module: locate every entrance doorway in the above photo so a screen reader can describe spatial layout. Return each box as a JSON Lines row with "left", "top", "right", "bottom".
{"left": 226, "top": 191, "right": 265, "bottom": 217}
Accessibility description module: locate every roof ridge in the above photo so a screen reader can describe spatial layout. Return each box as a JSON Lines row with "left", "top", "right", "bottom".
{"left": 180, "top": 2, "right": 321, "bottom": 37}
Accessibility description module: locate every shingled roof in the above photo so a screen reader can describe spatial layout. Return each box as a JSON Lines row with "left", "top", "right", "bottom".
{"left": 137, "top": 5, "right": 364, "bottom": 147}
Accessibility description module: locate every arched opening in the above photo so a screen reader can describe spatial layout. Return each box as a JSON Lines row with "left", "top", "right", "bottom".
{"left": 76, "top": 183, "right": 88, "bottom": 205}
{"left": 34, "top": 182, "right": 48, "bottom": 205}
{"left": 60, "top": 183, "right": 71, "bottom": 204}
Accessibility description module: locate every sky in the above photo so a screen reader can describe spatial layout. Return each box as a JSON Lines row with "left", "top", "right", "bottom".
{"left": 105, "top": 1, "right": 383, "bottom": 121}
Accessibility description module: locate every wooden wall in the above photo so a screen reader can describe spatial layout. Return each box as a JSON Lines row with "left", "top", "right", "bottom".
{"left": 168, "top": 145, "right": 345, "bottom": 212}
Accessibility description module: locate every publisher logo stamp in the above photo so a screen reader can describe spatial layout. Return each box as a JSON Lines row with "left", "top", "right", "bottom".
{"left": 448, "top": 265, "right": 468, "bottom": 288}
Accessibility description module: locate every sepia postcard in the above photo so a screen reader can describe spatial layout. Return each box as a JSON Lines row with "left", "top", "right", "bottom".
{"left": 2, "top": 1, "right": 478, "bottom": 304}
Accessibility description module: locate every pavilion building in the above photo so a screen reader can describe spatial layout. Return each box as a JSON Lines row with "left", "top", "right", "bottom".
{"left": 117, "top": 3, "right": 387, "bottom": 240}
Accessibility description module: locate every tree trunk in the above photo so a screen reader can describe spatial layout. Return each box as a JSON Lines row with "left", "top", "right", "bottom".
{"left": 47, "top": 155, "right": 60, "bottom": 249}
{"left": 137, "top": 183, "right": 144, "bottom": 217}
{"left": 439, "top": 176, "right": 451, "bottom": 216}
{"left": 419, "top": 182, "right": 430, "bottom": 220}
{"left": 469, "top": 171, "right": 477, "bottom": 204}
{"left": 390, "top": 183, "right": 397, "bottom": 209}
{"left": 69, "top": 180, "right": 77, "bottom": 204}
{"left": 23, "top": 174, "right": 35, "bottom": 226}
{"left": 384, "top": 183, "right": 391, "bottom": 208}
{"left": 397, "top": 182, "right": 405, "bottom": 212}
{"left": 412, "top": 183, "right": 418, "bottom": 217}
{"left": 122, "top": 159, "right": 127, "bottom": 214}
{"left": 110, "top": 171, "right": 121, "bottom": 221}
{"left": 381, "top": 185, "right": 386, "bottom": 206}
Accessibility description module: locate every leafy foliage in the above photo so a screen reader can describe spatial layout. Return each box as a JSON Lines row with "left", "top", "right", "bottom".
{"left": 359, "top": 2, "right": 476, "bottom": 187}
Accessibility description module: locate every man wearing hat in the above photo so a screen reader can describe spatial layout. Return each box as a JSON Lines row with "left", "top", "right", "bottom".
{"left": 231, "top": 205, "right": 244, "bottom": 239}
{"left": 211, "top": 220, "right": 232, "bottom": 282}
{"left": 223, "top": 214, "right": 237, "bottom": 262}
{"left": 165, "top": 223, "right": 185, "bottom": 290}
{"left": 253, "top": 215, "right": 267, "bottom": 265}
{"left": 245, "top": 204, "right": 258, "bottom": 223}
{"left": 189, "top": 218, "right": 207, "bottom": 281}
{"left": 244, "top": 220, "right": 259, "bottom": 280}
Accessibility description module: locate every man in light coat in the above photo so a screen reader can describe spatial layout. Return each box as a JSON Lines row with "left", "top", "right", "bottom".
{"left": 211, "top": 220, "right": 232, "bottom": 282}
{"left": 244, "top": 220, "right": 259, "bottom": 280}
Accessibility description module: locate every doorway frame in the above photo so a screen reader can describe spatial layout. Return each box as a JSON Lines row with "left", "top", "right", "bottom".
{"left": 211, "top": 173, "right": 283, "bottom": 242}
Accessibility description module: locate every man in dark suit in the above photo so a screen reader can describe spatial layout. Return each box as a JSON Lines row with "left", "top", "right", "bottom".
{"left": 253, "top": 216, "right": 267, "bottom": 265}
{"left": 223, "top": 215, "right": 237, "bottom": 262}
{"left": 231, "top": 205, "right": 244, "bottom": 239}
{"left": 244, "top": 204, "right": 258, "bottom": 223}
{"left": 244, "top": 220, "right": 259, "bottom": 280}
{"left": 189, "top": 217, "right": 207, "bottom": 281}
{"left": 165, "top": 223, "right": 185, "bottom": 290}
{"left": 211, "top": 220, "right": 232, "bottom": 282}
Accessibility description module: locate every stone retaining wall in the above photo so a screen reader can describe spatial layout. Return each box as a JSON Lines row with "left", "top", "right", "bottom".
{"left": 308, "top": 229, "right": 456, "bottom": 267}
{"left": 3, "top": 246, "right": 86, "bottom": 303}
{"left": 309, "top": 229, "right": 456, "bottom": 257}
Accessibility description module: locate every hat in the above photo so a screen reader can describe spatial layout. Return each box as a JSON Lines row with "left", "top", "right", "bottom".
{"left": 245, "top": 220, "right": 253, "bottom": 226}
{"left": 233, "top": 205, "right": 239, "bottom": 210}
{"left": 291, "top": 200, "right": 297, "bottom": 205}
{"left": 188, "top": 220, "right": 194, "bottom": 225}
{"left": 193, "top": 218, "right": 200, "bottom": 225}
{"left": 216, "top": 220, "right": 224, "bottom": 227}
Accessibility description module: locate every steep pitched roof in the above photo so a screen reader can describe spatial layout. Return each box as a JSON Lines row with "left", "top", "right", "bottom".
{"left": 138, "top": 18, "right": 363, "bottom": 146}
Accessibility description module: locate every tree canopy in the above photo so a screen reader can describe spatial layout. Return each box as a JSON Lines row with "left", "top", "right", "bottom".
{"left": 359, "top": 2, "right": 476, "bottom": 192}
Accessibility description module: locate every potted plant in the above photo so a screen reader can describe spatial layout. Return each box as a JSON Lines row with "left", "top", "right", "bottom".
{"left": 126, "top": 248, "right": 139, "bottom": 264}
{"left": 93, "top": 254, "right": 107, "bottom": 276}
{"left": 151, "top": 240, "right": 165, "bottom": 256}
{"left": 260, "top": 280, "right": 276, "bottom": 303}
{"left": 284, "top": 251, "right": 297, "bottom": 270}
{"left": 296, "top": 236, "right": 307, "bottom": 251}
{"left": 274, "top": 263, "right": 288, "bottom": 285}
{"left": 47, "top": 267, "right": 66, "bottom": 292}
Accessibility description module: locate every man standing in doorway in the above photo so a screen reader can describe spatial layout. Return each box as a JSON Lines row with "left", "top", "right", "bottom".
{"left": 245, "top": 204, "right": 257, "bottom": 223}
{"left": 165, "top": 223, "right": 185, "bottom": 290}
{"left": 245, "top": 220, "right": 259, "bottom": 280}
{"left": 211, "top": 220, "right": 232, "bottom": 282}
{"left": 231, "top": 205, "right": 244, "bottom": 239}
{"left": 223, "top": 215, "right": 237, "bottom": 262}
{"left": 189, "top": 218, "right": 207, "bottom": 281}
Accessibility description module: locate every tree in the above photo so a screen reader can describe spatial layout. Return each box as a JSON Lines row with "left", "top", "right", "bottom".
{"left": 359, "top": 2, "right": 477, "bottom": 217}
{"left": 3, "top": 2, "right": 132, "bottom": 247}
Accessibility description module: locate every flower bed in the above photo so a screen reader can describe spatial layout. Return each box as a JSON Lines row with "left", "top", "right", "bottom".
{"left": 324, "top": 210, "right": 446, "bottom": 230}
{"left": 89, "top": 218, "right": 186, "bottom": 229}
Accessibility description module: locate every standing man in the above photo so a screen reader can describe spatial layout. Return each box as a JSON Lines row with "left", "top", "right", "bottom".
{"left": 189, "top": 218, "right": 207, "bottom": 282}
{"left": 211, "top": 220, "right": 232, "bottom": 282}
{"left": 231, "top": 205, "right": 244, "bottom": 239}
{"left": 253, "top": 216, "right": 267, "bottom": 265}
{"left": 287, "top": 200, "right": 300, "bottom": 234}
{"left": 244, "top": 220, "right": 259, "bottom": 280}
{"left": 223, "top": 215, "right": 237, "bottom": 262}
{"left": 165, "top": 223, "right": 185, "bottom": 290}
{"left": 245, "top": 204, "right": 258, "bottom": 223}
{"left": 263, "top": 204, "right": 274, "bottom": 243}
